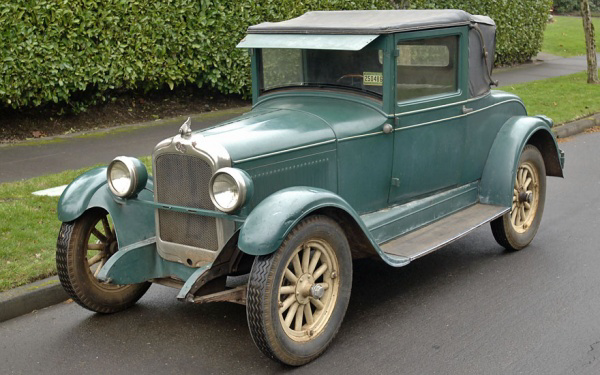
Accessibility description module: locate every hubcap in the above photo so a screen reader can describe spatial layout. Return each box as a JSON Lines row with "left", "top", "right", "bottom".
{"left": 277, "top": 239, "right": 340, "bottom": 341}
{"left": 310, "top": 284, "right": 325, "bottom": 300}
{"left": 511, "top": 161, "right": 540, "bottom": 233}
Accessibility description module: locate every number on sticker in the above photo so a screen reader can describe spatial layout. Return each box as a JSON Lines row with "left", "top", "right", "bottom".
{"left": 363, "top": 72, "right": 383, "bottom": 86}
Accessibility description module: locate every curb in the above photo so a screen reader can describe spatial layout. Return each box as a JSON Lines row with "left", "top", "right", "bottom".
{"left": 553, "top": 113, "right": 600, "bottom": 138}
{"left": 1, "top": 112, "right": 598, "bottom": 324}
{"left": 0, "top": 276, "right": 68, "bottom": 323}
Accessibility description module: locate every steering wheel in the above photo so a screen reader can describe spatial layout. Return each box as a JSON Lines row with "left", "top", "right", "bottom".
{"left": 336, "top": 74, "right": 364, "bottom": 88}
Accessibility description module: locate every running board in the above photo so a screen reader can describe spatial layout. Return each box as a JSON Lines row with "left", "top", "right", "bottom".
{"left": 381, "top": 204, "right": 508, "bottom": 261}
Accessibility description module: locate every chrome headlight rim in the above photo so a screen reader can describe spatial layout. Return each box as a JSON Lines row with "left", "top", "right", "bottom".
{"left": 209, "top": 167, "right": 251, "bottom": 213}
{"left": 107, "top": 156, "right": 146, "bottom": 198}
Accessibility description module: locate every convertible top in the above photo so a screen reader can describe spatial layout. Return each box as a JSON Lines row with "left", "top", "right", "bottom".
{"left": 241, "top": 9, "right": 497, "bottom": 97}
{"left": 247, "top": 10, "right": 494, "bottom": 35}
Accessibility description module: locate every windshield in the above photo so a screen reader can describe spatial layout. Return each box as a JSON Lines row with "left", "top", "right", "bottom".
{"left": 259, "top": 48, "right": 384, "bottom": 97}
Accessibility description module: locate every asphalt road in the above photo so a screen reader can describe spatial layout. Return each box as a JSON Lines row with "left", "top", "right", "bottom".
{"left": 1, "top": 132, "right": 598, "bottom": 375}
{"left": 0, "top": 108, "right": 249, "bottom": 183}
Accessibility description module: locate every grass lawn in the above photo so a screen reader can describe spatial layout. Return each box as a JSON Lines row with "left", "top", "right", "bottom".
{"left": 502, "top": 71, "right": 600, "bottom": 125}
{"left": 0, "top": 157, "right": 151, "bottom": 292}
{"left": 542, "top": 15, "right": 600, "bottom": 57}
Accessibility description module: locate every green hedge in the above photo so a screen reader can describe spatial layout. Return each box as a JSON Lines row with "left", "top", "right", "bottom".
{"left": 0, "top": 0, "right": 392, "bottom": 109}
{"left": 554, "top": 0, "right": 600, "bottom": 13}
{"left": 408, "top": 0, "right": 553, "bottom": 66}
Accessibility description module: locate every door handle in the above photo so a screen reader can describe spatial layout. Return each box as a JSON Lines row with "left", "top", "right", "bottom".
{"left": 383, "top": 123, "right": 393, "bottom": 134}
{"left": 462, "top": 105, "right": 474, "bottom": 114}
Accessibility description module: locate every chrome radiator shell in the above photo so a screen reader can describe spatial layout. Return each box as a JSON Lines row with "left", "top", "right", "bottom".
{"left": 152, "top": 133, "right": 234, "bottom": 267}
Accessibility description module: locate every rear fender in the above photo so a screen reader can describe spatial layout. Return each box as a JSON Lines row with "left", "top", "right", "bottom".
{"left": 479, "top": 116, "right": 564, "bottom": 207}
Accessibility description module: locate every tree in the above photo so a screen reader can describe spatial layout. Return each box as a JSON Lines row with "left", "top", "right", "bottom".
{"left": 581, "top": 0, "right": 599, "bottom": 83}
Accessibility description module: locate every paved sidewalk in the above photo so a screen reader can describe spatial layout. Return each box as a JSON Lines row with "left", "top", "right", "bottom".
{"left": 0, "top": 53, "right": 597, "bottom": 185}
{"left": 0, "top": 107, "right": 250, "bottom": 183}
{"left": 493, "top": 52, "right": 600, "bottom": 86}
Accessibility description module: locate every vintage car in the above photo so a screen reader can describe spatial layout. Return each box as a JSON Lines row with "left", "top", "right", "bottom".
{"left": 56, "top": 10, "right": 565, "bottom": 366}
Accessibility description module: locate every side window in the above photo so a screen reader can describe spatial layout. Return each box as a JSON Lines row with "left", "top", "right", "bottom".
{"left": 396, "top": 35, "right": 458, "bottom": 102}
{"left": 261, "top": 49, "right": 303, "bottom": 91}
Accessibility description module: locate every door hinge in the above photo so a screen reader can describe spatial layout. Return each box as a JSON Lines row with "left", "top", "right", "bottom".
{"left": 391, "top": 178, "right": 401, "bottom": 187}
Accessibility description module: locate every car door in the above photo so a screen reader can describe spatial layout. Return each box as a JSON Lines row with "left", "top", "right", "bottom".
{"left": 389, "top": 27, "right": 470, "bottom": 205}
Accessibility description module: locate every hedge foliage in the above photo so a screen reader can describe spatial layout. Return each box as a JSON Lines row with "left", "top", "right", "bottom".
{"left": 0, "top": 0, "right": 392, "bottom": 109}
{"left": 408, "top": 0, "right": 553, "bottom": 66}
{"left": 554, "top": 0, "right": 600, "bottom": 13}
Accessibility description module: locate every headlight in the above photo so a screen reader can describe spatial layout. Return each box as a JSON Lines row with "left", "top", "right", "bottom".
{"left": 209, "top": 168, "right": 253, "bottom": 213}
{"left": 106, "top": 156, "right": 148, "bottom": 198}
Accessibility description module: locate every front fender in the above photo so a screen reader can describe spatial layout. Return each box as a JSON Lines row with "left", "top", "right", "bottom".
{"left": 57, "top": 167, "right": 155, "bottom": 248}
{"left": 57, "top": 167, "right": 108, "bottom": 222}
{"left": 479, "top": 116, "right": 564, "bottom": 207}
{"left": 238, "top": 187, "right": 370, "bottom": 256}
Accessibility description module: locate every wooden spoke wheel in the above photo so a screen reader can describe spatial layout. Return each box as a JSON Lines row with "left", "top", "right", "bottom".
{"left": 491, "top": 145, "right": 546, "bottom": 250}
{"left": 56, "top": 208, "right": 150, "bottom": 313}
{"left": 247, "top": 216, "right": 352, "bottom": 366}
{"left": 277, "top": 238, "right": 340, "bottom": 341}
{"left": 510, "top": 160, "right": 540, "bottom": 233}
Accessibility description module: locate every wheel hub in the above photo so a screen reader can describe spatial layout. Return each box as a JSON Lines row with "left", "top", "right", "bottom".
{"left": 295, "top": 274, "right": 314, "bottom": 305}
{"left": 518, "top": 190, "right": 532, "bottom": 203}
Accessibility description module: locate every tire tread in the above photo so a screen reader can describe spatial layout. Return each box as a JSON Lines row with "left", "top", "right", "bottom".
{"left": 55, "top": 211, "right": 149, "bottom": 314}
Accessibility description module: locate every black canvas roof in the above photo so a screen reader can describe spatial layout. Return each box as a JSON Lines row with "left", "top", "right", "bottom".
{"left": 247, "top": 10, "right": 494, "bottom": 35}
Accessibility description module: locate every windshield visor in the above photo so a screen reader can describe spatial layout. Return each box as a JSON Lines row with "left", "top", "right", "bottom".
{"left": 259, "top": 48, "right": 384, "bottom": 97}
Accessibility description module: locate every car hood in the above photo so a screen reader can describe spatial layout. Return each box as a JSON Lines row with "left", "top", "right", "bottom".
{"left": 198, "top": 95, "right": 388, "bottom": 164}
{"left": 199, "top": 107, "right": 336, "bottom": 163}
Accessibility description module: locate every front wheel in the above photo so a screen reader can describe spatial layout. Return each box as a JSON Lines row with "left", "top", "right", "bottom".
{"left": 56, "top": 208, "right": 151, "bottom": 313}
{"left": 491, "top": 145, "right": 546, "bottom": 250}
{"left": 246, "top": 215, "right": 352, "bottom": 366}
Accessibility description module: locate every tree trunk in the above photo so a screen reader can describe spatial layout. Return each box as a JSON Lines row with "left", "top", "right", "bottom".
{"left": 581, "top": 0, "right": 599, "bottom": 83}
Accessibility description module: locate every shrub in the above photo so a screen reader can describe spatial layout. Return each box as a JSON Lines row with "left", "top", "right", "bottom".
{"left": 0, "top": 0, "right": 392, "bottom": 109}
{"left": 407, "top": 0, "right": 553, "bottom": 66}
{"left": 554, "top": 0, "right": 600, "bottom": 13}
{"left": 554, "top": 0, "right": 580, "bottom": 13}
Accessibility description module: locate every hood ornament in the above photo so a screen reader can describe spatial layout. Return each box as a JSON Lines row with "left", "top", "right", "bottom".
{"left": 179, "top": 117, "right": 192, "bottom": 139}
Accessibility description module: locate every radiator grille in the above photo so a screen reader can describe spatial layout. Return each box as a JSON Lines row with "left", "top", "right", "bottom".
{"left": 155, "top": 154, "right": 219, "bottom": 251}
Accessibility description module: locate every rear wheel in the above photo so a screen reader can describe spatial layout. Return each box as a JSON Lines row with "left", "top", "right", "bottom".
{"left": 246, "top": 215, "right": 352, "bottom": 366}
{"left": 56, "top": 208, "right": 151, "bottom": 313}
{"left": 491, "top": 145, "right": 546, "bottom": 250}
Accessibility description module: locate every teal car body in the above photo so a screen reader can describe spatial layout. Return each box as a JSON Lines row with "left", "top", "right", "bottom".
{"left": 57, "top": 10, "right": 564, "bottom": 305}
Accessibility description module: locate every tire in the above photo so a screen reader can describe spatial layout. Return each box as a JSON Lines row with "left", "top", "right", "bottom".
{"left": 246, "top": 215, "right": 352, "bottom": 366}
{"left": 56, "top": 208, "right": 151, "bottom": 313}
{"left": 491, "top": 145, "right": 546, "bottom": 250}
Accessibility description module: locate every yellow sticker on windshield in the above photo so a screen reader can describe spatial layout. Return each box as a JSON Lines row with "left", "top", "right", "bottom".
{"left": 363, "top": 72, "right": 383, "bottom": 86}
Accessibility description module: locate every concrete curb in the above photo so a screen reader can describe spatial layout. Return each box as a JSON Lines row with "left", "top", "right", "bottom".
{"left": 0, "top": 276, "right": 68, "bottom": 323}
{"left": 1, "top": 112, "right": 598, "bottom": 323}
{"left": 553, "top": 113, "right": 600, "bottom": 138}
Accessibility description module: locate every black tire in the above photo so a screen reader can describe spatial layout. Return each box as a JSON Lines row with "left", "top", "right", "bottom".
{"left": 491, "top": 145, "right": 546, "bottom": 250}
{"left": 56, "top": 208, "right": 151, "bottom": 313}
{"left": 246, "top": 215, "right": 352, "bottom": 366}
